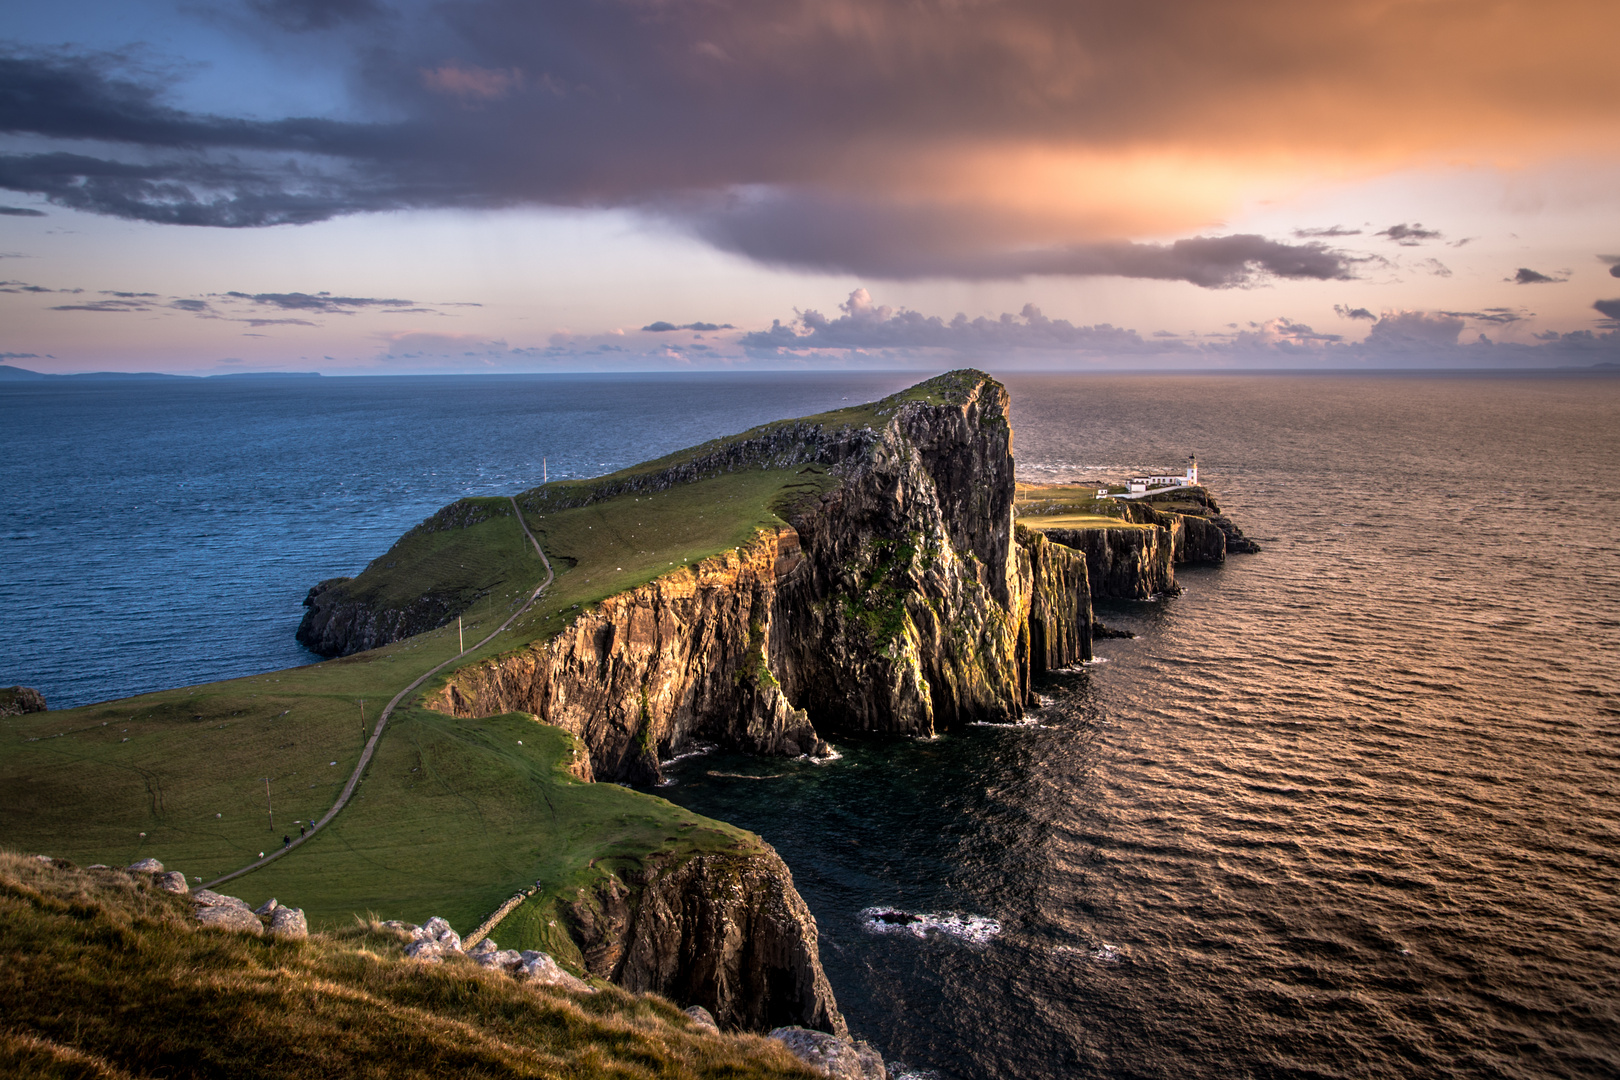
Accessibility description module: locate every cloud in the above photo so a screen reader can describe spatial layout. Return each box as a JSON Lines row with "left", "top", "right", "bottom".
{"left": 247, "top": 0, "right": 384, "bottom": 33}
{"left": 1296, "top": 226, "right": 1362, "bottom": 238}
{"left": 1, "top": 351, "right": 40, "bottom": 359}
{"left": 1594, "top": 299, "right": 1620, "bottom": 321}
{"left": 1363, "top": 310, "right": 1465, "bottom": 350}
{"left": 421, "top": 65, "right": 523, "bottom": 101}
{"left": 223, "top": 290, "right": 416, "bottom": 312}
{"left": 1600, "top": 256, "right": 1620, "bottom": 278}
{"left": 1441, "top": 308, "right": 1528, "bottom": 324}
{"left": 1511, "top": 267, "right": 1567, "bottom": 284}
{"left": 641, "top": 320, "right": 734, "bottom": 332}
{"left": 1377, "top": 223, "right": 1443, "bottom": 246}
{"left": 741, "top": 288, "right": 1165, "bottom": 356}
{"left": 0, "top": 280, "right": 67, "bottom": 293}
{"left": 1334, "top": 304, "right": 1377, "bottom": 320}
{"left": 48, "top": 298, "right": 153, "bottom": 312}
{"left": 5, "top": 2, "right": 1615, "bottom": 281}
{"left": 0, "top": 205, "right": 45, "bottom": 216}
{"left": 1414, "top": 258, "right": 1452, "bottom": 277}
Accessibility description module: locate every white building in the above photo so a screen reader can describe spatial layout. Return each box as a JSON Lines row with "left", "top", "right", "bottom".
{"left": 1125, "top": 455, "right": 1198, "bottom": 493}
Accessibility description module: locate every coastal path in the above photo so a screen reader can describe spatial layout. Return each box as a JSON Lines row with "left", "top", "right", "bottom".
{"left": 204, "top": 497, "right": 552, "bottom": 890}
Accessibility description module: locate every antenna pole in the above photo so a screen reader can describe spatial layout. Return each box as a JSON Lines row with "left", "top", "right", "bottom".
{"left": 262, "top": 777, "right": 274, "bottom": 832}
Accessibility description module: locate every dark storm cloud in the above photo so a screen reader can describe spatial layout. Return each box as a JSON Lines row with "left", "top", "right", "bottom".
{"left": 1511, "top": 267, "right": 1566, "bottom": 284}
{"left": 1376, "top": 223, "right": 1443, "bottom": 245}
{"left": 1334, "top": 305, "right": 1377, "bottom": 320}
{"left": 693, "top": 192, "right": 1354, "bottom": 284}
{"left": 0, "top": 205, "right": 44, "bottom": 216}
{"left": 642, "top": 321, "right": 734, "bottom": 332}
{"left": 3, "top": 2, "right": 1615, "bottom": 282}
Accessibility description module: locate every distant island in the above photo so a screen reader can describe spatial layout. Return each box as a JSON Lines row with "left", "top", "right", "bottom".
{"left": 0, "top": 364, "right": 321, "bottom": 381}
{"left": 1, "top": 370, "right": 1255, "bottom": 1077}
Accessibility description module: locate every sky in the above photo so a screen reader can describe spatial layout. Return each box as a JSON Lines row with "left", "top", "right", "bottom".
{"left": 2, "top": 0, "right": 1618, "bottom": 374}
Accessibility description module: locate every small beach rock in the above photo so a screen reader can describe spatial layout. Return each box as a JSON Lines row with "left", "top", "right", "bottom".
{"left": 518, "top": 950, "right": 591, "bottom": 992}
{"left": 768, "top": 1027, "right": 886, "bottom": 1080}
{"left": 684, "top": 1005, "right": 720, "bottom": 1033}
{"left": 127, "top": 858, "right": 164, "bottom": 873}
{"left": 269, "top": 906, "right": 308, "bottom": 940}
{"left": 156, "top": 871, "right": 189, "bottom": 894}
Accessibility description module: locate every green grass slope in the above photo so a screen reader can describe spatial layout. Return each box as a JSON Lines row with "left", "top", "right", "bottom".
{"left": 0, "top": 377, "right": 970, "bottom": 950}
{"left": 0, "top": 852, "right": 814, "bottom": 1079}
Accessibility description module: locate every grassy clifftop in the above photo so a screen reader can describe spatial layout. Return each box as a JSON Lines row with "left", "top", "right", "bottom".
{"left": 0, "top": 852, "right": 814, "bottom": 1079}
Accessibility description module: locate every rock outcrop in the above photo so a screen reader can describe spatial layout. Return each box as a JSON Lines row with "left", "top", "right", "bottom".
{"left": 0, "top": 686, "right": 46, "bottom": 716}
{"left": 429, "top": 371, "right": 1092, "bottom": 782}
{"left": 566, "top": 846, "right": 844, "bottom": 1036}
{"left": 769, "top": 1027, "right": 887, "bottom": 1080}
{"left": 1042, "top": 524, "right": 1174, "bottom": 600}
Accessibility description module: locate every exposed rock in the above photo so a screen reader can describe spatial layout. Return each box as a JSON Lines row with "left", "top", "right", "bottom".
{"left": 519, "top": 950, "right": 591, "bottom": 991}
{"left": 269, "top": 907, "right": 308, "bottom": 940}
{"left": 192, "top": 890, "right": 263, "bottom": 936}
{"left": 684, "top": 1005, "right": 720, "bottom": 1033}
{"left": 296, "top": 499, "right": 517, "bottom": 657}
{"left": 1091, "top": 621, "right": 1136, "bottom": 640}
{"left": 1044, "top": 524, "right": 1175, "bottom": 600}
{"left": 127, "top": 858, "right": 164, "bottom": 873}
{"left": 417, "top": 916, "right": 462, "bottom": 953}
{"left": 156, "top": 871, "right": 189, "bottom": 894}
{"left": 469, "top": 937, "right": 498, "bottom": 956}
{"left": 475, "top": 948, "right": 524, "bottom": 971}
{"left": 572, "top": 847, "right": 845, "bottom": 1036}
{"left": 0, "top": 686, "right": 46, "bottom": 716}
{"left": 768, "top": 1027, "right": 886, "bottom": 1080}
{"left": 429, "top": 372, "right": 1091, "bottom": 782}
{"left": 404, "top": 939, "right": 444, "bottom": 962}
{"left": 254, "top": 898, "right": 279, "bottom": 917}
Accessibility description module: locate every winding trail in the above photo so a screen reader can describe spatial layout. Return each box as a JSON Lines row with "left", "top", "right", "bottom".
{"left": 204, "top": 497, "right": 552, "bottom": 890}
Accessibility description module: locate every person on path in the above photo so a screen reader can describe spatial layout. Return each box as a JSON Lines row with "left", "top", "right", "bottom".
{"left": 283, "top": 835, "right": 291, "bottom": 848}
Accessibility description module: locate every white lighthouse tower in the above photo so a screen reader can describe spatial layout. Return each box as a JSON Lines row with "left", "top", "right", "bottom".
{"left": 1186, "top": 454, "right": 1198, "bottom": 486}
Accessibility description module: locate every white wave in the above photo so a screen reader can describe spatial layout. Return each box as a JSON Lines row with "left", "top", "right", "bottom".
{"left": 859, "top": 907, "right": 1001, "bottom": 946}
{"left": 798, "top": 746, "right": 844, "bottom": 765}
{"left": 658, "top": 742, "right": 717, "bottom": 767}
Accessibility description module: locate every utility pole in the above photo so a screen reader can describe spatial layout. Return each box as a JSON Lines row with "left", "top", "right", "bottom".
{"left": 543, "top": 456, "right": 547, "bottom": 484}
{"left": 261, "top": 777, "right": 273, "bottom": 832}
{"left": 458, "top": 615, "right": 464, "bottom": 653}
{"left": 358, "top": 699, "right": 366, "bottom": 740}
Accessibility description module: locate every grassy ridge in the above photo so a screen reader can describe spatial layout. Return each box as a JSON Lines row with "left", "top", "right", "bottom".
{"left": 0, "top": 852, "right": 815, "bottom": 1079}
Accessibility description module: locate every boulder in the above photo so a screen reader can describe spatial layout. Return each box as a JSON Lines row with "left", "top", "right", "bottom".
{"left": 768, "top": 1027, "right": 886, "bottom": 1080}
{"left": 405, "top": 939, "right": 444, "bottom": 962}
{"left": 127, "top": 858, "right": 164, "bottom": 873}
{"left": 684, "top": 1005, "right": 720, "bottom": 1033}
{"left": 192, "top": 890, "right": 264, "bottom": 936}
{"left": 518, "top": 951, "right": 591, "bottom": 992}
{"left": 0, "top": 686, "right": 46, "bottom": 716}
{"left": 475, "top": 949, "right": 524, "bottom": 971}
{"left": 469, "top": 938, "right": 498, "bottom": 956}
{"left": 269, "top": 907, "right": 308, "bottom": 940}
{"left": 417, "top": 916, "right": 462, "bottom": 953}
{"left": 156, "top": 871, "right": 189, "bottom": 895}
{"left": 254, "top": 898, "right": 280, "bottom": 917}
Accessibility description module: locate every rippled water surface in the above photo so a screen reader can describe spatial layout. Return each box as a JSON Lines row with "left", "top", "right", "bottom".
{"left": 6, "top": 371, "right": 1618, "bottom": 1078}
{"left": 659, "top": 373, "right": 1620, "bottom": 1080}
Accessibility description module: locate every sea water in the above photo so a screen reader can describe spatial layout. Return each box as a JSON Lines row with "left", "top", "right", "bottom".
{"left": 4, "top": 370, "right": 1618, "bottom": 1079}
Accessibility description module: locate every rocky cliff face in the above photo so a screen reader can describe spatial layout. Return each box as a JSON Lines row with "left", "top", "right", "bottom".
{"left": 1043, "top": 524, "right": 1175, "bottom": 600}
{"left": 569, "top": 847, "right": 845, "bottom": 1035}
{"left": 429, "top": 371, "right": 1092, "bottom": 779}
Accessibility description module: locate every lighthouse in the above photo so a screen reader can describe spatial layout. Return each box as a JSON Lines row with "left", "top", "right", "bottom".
{"left": 1186, "top": 454, "right": 1198, "bottom": 485}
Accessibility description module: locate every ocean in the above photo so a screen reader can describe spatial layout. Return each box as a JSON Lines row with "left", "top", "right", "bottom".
{"left": 4, "top": 370, "right": 1618, "bottom": 1079}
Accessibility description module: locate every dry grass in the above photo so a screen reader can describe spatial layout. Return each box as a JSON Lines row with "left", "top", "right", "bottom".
{"left": 0, "top": 851, "right": 815, "bottom": 1079}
